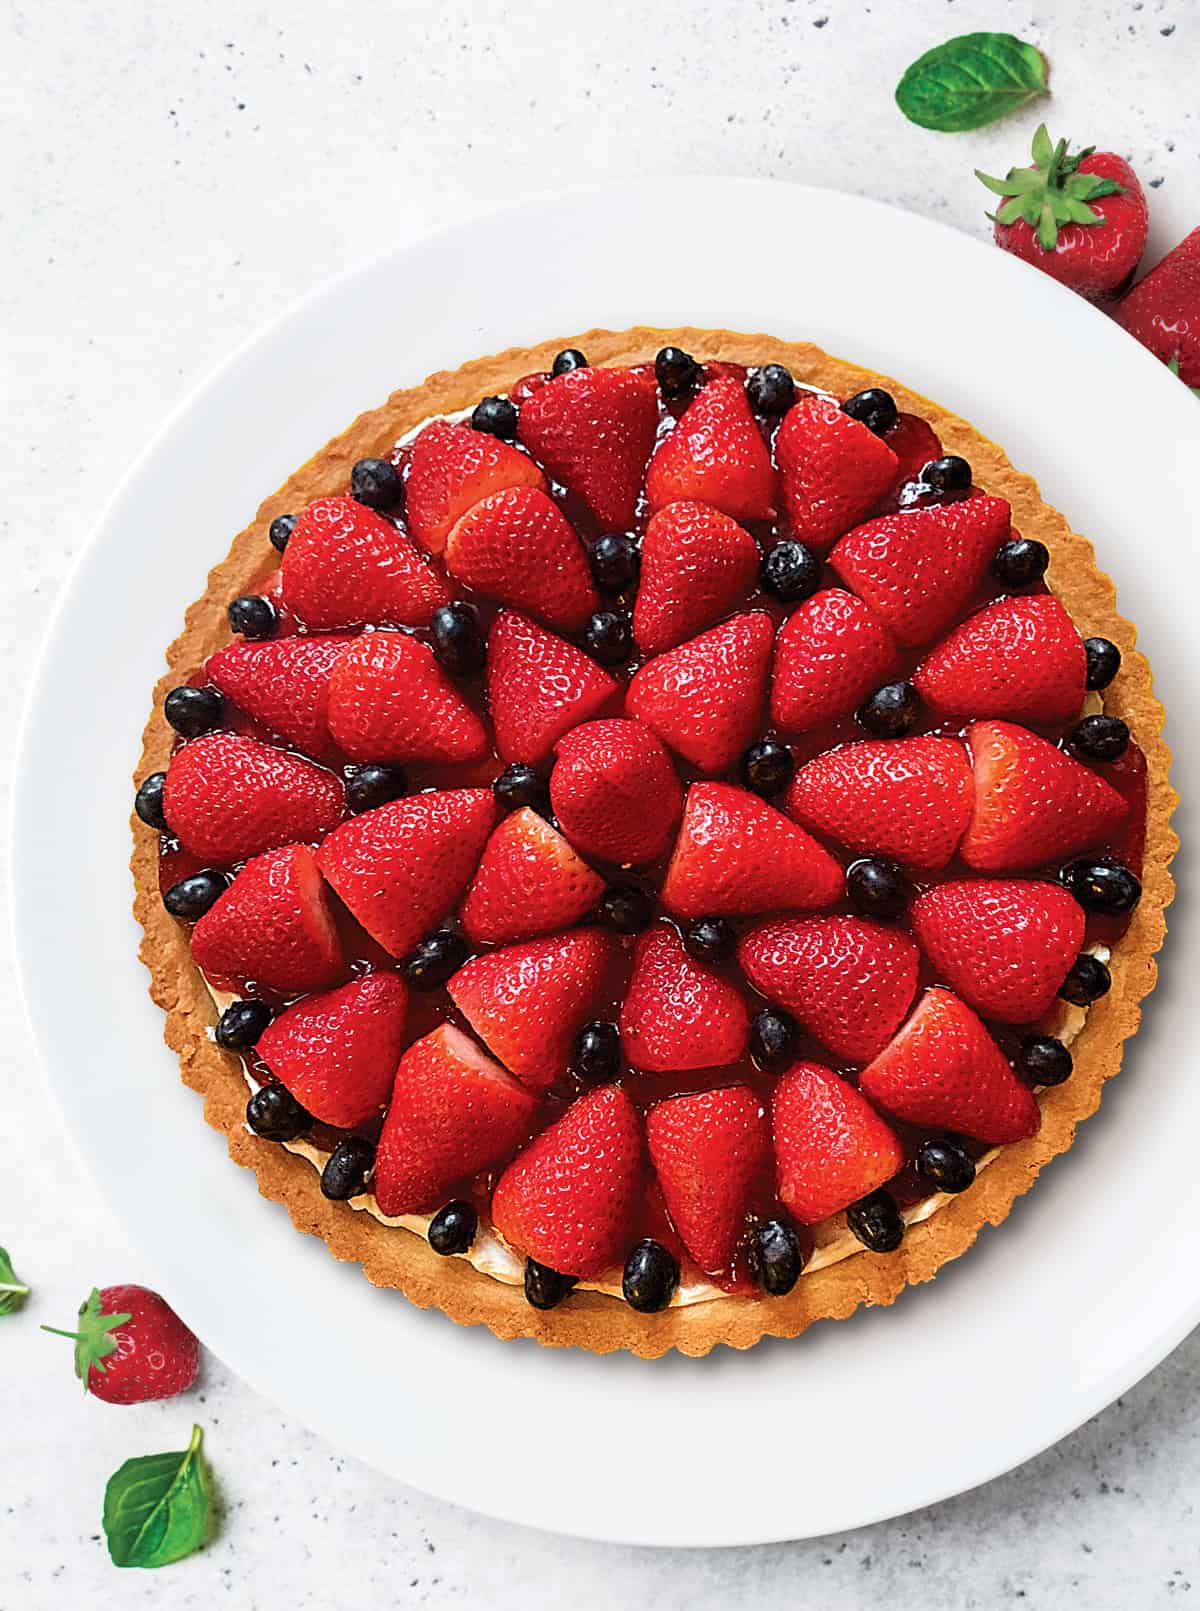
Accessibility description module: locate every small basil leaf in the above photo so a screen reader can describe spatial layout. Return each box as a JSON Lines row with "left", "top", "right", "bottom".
{"left": 896, "top": 32, "right": 1049, "bottom": 133}
{"left": 103, "top": 1424, "right": 210, "bottom": 1569}
{"left": 0, "top": 1248, "right": 29, "bottom": 1316}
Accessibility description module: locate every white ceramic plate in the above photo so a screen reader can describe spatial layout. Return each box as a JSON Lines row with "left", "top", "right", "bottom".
{"left": 12, "top": 179, "right": 1195, "bottom": 1547}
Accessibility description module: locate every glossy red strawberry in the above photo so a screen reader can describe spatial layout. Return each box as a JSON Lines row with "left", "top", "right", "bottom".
{"left": 517, "top": 365, "right": 660, "bottom": 530}
{"left": 646, "top": 1086, "right": 770, "bottom": 1271}
{"left": 549, "top": 718, "right": 682, "bottom": 866}
{"left": 43, "top": 1284, "right": 199, "bottom": 1404}
{"left": 459, "top": 807, "right": 605, "bottom": 947}
{"left": 739, "top": 916, "right": 920, "bottom": 1063}
{"left": 405, "top": 418, "right": 548, "bottom": 554}
{"left": 448, "top": 928, "right": 614, "bottom": 1091}
{"left": 191, "top": 844, "right": 342, "bottom": 994}
{"left": 491, "top": 1084, "right": 644, "bottom": 1279}
{"left": 645, "top": 376, "right": 777, "bottom": 522}
{"left": 373, "top": 1024, "right": 538, "bottom": 1216}
{"left": 830, "top": 495, "right": 1012, "bottom": 647}
{"left": 317, "top": 788, "right": 496, "bottom": 957}
{"left": 1114, "top": 226, "right": 1200, "bottom": 386}
{"left": 620, "top": 922, "right": 750, "bottom": 1073}
{"left": 786, "top": 735, "right": 973, "bottom": 871}
{"left": 626, "top": 611, "right": 774, "bottom": 774}
{"left": 256, "top": 971, "right": 408, "bottom": 1128}
{"left": 205, "top": 635, "right": 352, "bottom": 756}
{"left": 960, "top": 720, "right": 1129, "bottom": 872}
{"left": 281, "top": 494, "right": 451, "bottom": 629}
{"left": 770, "top": 588, "right": 897, "bottom": 734}
{"left": 632, "top": 501, "right": 760, "bottom": 657}
{"left": 774, "top": 393, "right": 899, "bottom": 549}
{"left": 860, "top": 988, "right": 1040, "bottom": 1144}
{"left": 880, "top": 413, "right": 943, "bottom": 500}
{"left": 326, "top": 630, "right": 487, "bottom": 765}
{"left": 445, "top": 486, "right": 597, "bottom": 632}
{"left": 486, "top": 610, "right": 617, "bottom": 764}
{"left": 660, "top": 782, "right": 843, "bottom": 919}
{"left": 163, "top": 733, "right": 344, "bottom": 864}
{"left": 913, "top": 594, "right": 1086, "bottom": 726}
{"left": 772, "top": 1061, "right": 905, "bottom": 1225}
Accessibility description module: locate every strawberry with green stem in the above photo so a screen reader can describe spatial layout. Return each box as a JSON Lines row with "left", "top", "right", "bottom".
{"left": 43, "top": 1285, "right": 200, "bottom": 1404}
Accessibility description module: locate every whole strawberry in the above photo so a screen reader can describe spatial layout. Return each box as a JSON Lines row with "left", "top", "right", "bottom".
{"left": 44, "top": 1285, "right": 199, "bottom": 1404}
{"left": 1114, "top": 227, "right": 1200, "bottom": 388}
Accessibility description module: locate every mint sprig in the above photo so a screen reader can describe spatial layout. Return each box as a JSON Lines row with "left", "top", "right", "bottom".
{"left": 103, "top": 1424, "right": 211, "bottom": 1569}
{"left": 0, "top": 1248, "right": 29, "bottom": 1315}
{"left": 895, "top": 33, "right": 1048, "bottom": 133}
{"left": 42, "top": 1287, "right": 132, "bottom": 1391}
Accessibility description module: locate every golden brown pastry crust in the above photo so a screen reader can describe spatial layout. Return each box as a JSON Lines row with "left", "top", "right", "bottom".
{"left": 131, "top": 327, "right": 1176, "bottom": 1358}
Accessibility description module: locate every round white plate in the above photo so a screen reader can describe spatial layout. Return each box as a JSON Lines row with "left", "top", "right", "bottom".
{"left": 12, "top": 178, "right": 1195, "bottom": 1547}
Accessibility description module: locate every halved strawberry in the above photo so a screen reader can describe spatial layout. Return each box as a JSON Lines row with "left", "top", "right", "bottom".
{"left": 660, "top": 782, "right": 843, "bottom": 918}
{"left": 911, "top": 879, "right": 1086, "bottom": 1023}
{"left": 830, "top": 495, "right": 1012, "bottom": 646}
{"left": 646, "top": 1086, "right": 770, "bottom": 1271}
{"left": 645, "top": 376, "right": 777, "bottom": 522}
{"left": 447, "top": 928, "right": 613, "bottom": 1091}
{"left": 486, "top": 610, "right": 617, "bottom": 764}
{"left": 325, "top": 631, "right": 487, "bottom": 765}
{"left": 774, "top": 394, "right": 899, "bottom": 550}
{"left": 256, "top": 972, "right": 409, "bottom": 1128}
{"left": 619, "top": 922, "right": 750, "bottom": 1073}
{"left": 859, "top": 988, "right": 1040, "bottom": 1144}
{"left": 281, "top": 495, "right": 451, "bottom": 629}
{"left": 191, "top": 844, "right": 343, "bottom": 994}
{"left": 317, "top": 788, "right": 496, "bottom": 957}
{"left": 163, "top": 733, "right": 344, "bottom": 864}
{"left": 738, "top": 916, "right": 920, "bottom": 1063}
{"left": 491, "top": 1085, "right": 644, "bottom": 1279}
{"left": 772, "top": 1061, "right": 905, "bottom": 1225}
{"left": 205, "top": 635, "right": 352, "bottom": 757}
{"left": 913, "top": 594, "right": 1086, "bottom": 726}
{"left": 549, "top": 718, "right": 682, "bottom": 866}
{"left": 770, "top": 588, "right": 898, "bottom": 734}
{"left": 517, "top": 365, "right": 660, "bottom": 530}
{"left": 373, "top": 1024, "right": 538, "bottom": 1216}
{"left": 785, "top": 735, "right": 973, "bottom": 871}
{"left": 444, "top": 485, "right": 597, "bottom": 632}
{"left": 632, "top": 501, "right": 760, "bottom": 657}
{"left": 960, "top": 720, "right": 1129, "bottom": 872}
{"left": 459, "top": 807, "right": 605, "bottom": 947}
{"left": 625, "top": 611, "right": 774, "bottom": 774}
{"left": 404, "top": 419, "right": 547, "bottom": 554}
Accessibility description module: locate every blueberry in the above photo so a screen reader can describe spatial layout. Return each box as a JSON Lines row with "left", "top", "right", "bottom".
{"left": 552, "top": 349, "right": 588, "bottom": 376}
{"left": 921, "top": 455, "right": 972, "bottom": 494}
{"left": 993, "top": 537, "right": 1050, "bottom": 587}
{"left": 683, "top": 916, "right": 735, "bottom": 962}
{"left": 842, "top": 388, "right": 898, "bottom": 436}
{"left": 227, "top": 594, "right": 278, "bottom": 640}
{"left": 163, "top": 870, "right": 229, "bottom": 920}
{"left": 134, "top": 772, "right": 168, "bottom": 830}
{"left": 846, "top": 857, "right": 910, "bottom": 920}
{"left": 1084, "top": 637, "right": 1121, "bottom": 691}
{"left": 269, "top": 513, "right": 297, "bottom": 552}
{"left": 1018, "top": 1033, "right": 1073, "bottom": 1087}
{"left": 746, "top": 363, "right": 796, "bottom": 417}
{"left": 470, "top": 395, "right": 518, "bottom": 439}
{"left": 1070, "top": 714, "right": 1129, "bottom": 762}
{"left": 599, "top": 883, "right": 654, "bottom": 933}
{"left": 914, "top": 1137, "right": 976, "bottom": 1194}
{"left": 1059, "top": 858, "right": 1141, "bottom": 915}
{"left": 581, "top": 610, "right": 632, "bottom": 666}
{"left": 246, "top": 1083, "right": 311, "bottom": 1142}
{"left": 215, "top": 998, "right": 274, "bottom": 1051}
{"left": 350, "top": 456, "right": 402, "bottom": 510}
{"left": 320, "top": 1136, "right": 375, "bottom": 1201}
{"left": 431, "top": 601, "right": 485, "bottom": 675}
{"left": 345, "top": 763, "right": 409, "bottom": 815}
{"left": 404, "top": 930, "right": 469, "bottom": 990}
{"left": 748, "top": 1217, "right": 805, "bottom": 1295}
{"left": 524, "top": 1257, "right": 577, "bottom": 1309}
{"left": 164, "top": 685, "right": 223, "bottom": 738}
{"left": 429, "top": 1200, "right": 478, "bottom": 1256}
{"left": 847, "top": 1189, "right": 904, "bottom": 1252}
{"left": 739, "top": 739, "right": 794, "bottom": 798}
{"left": 761, "top": 539, "right": 820, "bottom": 603}
{"left": 573, "top": 1021, "right": 621, "bottom": 1083}
{"left": 655, "top": 346, "right": 699, "bottom": 398}
{"left": 589, "top": 533, "right": 640, "bottom": 593}
{"left": 492, "top": 762, "right": 550, "bottom": 815}
{"left": 1059, "top": 953, "right": 1112, "bottom": 1006}
{"left": 750, "top": 1007, "right": 798, "bottom": 1072}
{"left": 622, "top": 1239, "right": 679, "bottom": 1313}
{"left": 857, "top": 681, "right": 919, "bottom": 738}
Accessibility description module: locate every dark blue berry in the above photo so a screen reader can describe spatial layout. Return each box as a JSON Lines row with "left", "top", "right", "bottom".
{"left": 269, "top": 513, "right": 296, "bottom": 552}
{"left": 1084, "top": 637, "right": 1121, "bottom": 690}
{"left": 470, "top": 396, "right": 518, "bottom": 438}
{"left": 622, "top": 1239, "right": 679, "bottom": 1313}
{"left": 429, "top": 1200, "right": 478, "bottom": 1255}
{"left": 600, "top": 883, "right": 654, "bottom": 933}
{"left": 134, "top": 772, "right": 167, "bottom": 829}
{"left": 655, "top": 346, "right": 699, "bottom": 398}
{"left": 552, "top": 349, "right": 588, "bottom": 376}
{"left": 847, "top": 1190, "right": 904, "bottom": 1252}
{"left": 1018, "top": 1034, "right": 1073, "bottom": 1087}
{"left": 857, "top": 681, "right": 918, "bottom": 738}
{"left": 761, "top": 540, "right": 820, "bottom": 603}
{"left": 573, "top": 1021, "right": 621, "bottom": 1083}
{"left": 993, "top": 537, "right": 1049, "bottom": 586}
{"left": 842, "top": 388, "right": 897, "bottom": 436}
{"left": 589, "top": 533, "right": 640, "bottom": 593}
{"left": 1060, "top": 953, "right": 1111, "bottom": 1006}
{"left": 321, "top": 1136, "right": 375, "bottom": 1200}
{"left": 164, "top": 685, "right": 223, "bottom": 737}
{"left": 748, "top": 1217, "right": 805, "bottom": 1295}
{"left": 740, "top": 739, "right": 794, "bottom": 797}
{"left": 846, "top": 857, "right": 910, "bottom": 920}
{"left": 350, "top": 456, "right": 401, "bottom": 510}
{"left": 1071, "top": 714, "right": 1129, "bottom": 761}
{"left": 431, "top": 602, "right": 485, "bottom": 675}
{"left": 215, "top": 999, "right": 273, "bottom": 1051}
{"left": 914, "top": 1138, "right": 975, "bottom": 1194}
{"left": 345, "top": 764, "right": 409, "bottom": 815}
{"left": 582, "top": 610, "right": 632, "bottom": 666}
{"left": 751, "top": 1007, "right": 798, "bottom": 1072}
{"left": 227, "top": 594, "right": 278, "bottom": 640}
{"left": 246, "top": 1083, "right": 311, "bottom": 1142}
{"left": 921, "top": 455, "right": 972, "bottom": 493}
{"left": 746, "top": 363, "right": 796, "bottom": 417}
{"left": 1059, "top": 859, "right": 1141, "bottom": 915}
{"left": 163, "top": 870, "right": 229, "bottom": 920}
{"left": 492, "top": 762, "right": 549, "bottom": 815}
{"left": 524, "top": 1258, "right": 577, "bottom": 1309}
{"left": 684, "top": 916, "right": 735, "bottom": 962}
{"left": 404, "top": 930, "right": 469, "bottom": 990}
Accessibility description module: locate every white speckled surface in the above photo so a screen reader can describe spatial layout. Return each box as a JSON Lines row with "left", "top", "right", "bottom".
{"left": 3, "top": 0, "right": 1198, "bottom": 1601}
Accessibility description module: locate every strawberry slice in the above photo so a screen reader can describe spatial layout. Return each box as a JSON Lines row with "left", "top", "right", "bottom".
{"left": 913, "top": 595, "right": 1086, "bottom": 726}
{"left": 205, "top": 635, "right": 352, "bottom": 757}
{"left": 317, "top": 788, "right": 496, "bottom": 957}
{"left": 281, "top": 495, "right": 451, "bottom": 629}
{"left": 326, "top": 631, "right": 487, "bottom": 765}
{"left": 549, "top": 718, "right": 683, "bottom": 866}
{"left": 774, "top": 394, "right": 899, "bottom": 550}
{"left": 256, "top": 972, "right": 409, "bottom": 1129}
{"left": 445, "top": 485, "right": 597, "bottom": 632}
{"left": 880, "top": 412, "right": 943, "bottom": 498}
{"left": 191, "top": 844, "right": 343, "bottom": 994}
{"left": 770, "top": 588, "right": 898, "bottom": 734}
{"left": 459, "top": 807, "right": 605, "bottom": 947}
{"left": 632, "top": 501, "right": 760, "bottom": 657}
{"left": 646, "top": 1086, "right": 771, "bottom": 1271}
{"left": 373, "top": 1024, "right": 538, "bottom": 1216}
{"left": 645, "top": 375, "right": 777, "bottom": 522}
{"left": 738, "top": 916, "right": 920, "bottom": 1063}
{"left": 163, "top": 733, "right": 344, "bottom": 864}
{"left": 486, "top": 610, "right": 617, "bottom": 764}
{"left": 859, "top": 988, "right": 1040, "bottom": 1144}
{"left": 619, "top": 922, "right": 750, "bottom": 1073}
{"left": 830, "top": 495, "right": 1011, "bottom": 646}
{"left": 447, "top": 928, "right": 614, "bottom": 1091}
{"left": 960, "top": 720, "right": 1129, "bottom": 872}
{"left": 517, "top": 365, "right": 660, "bottom": 530}
{"left": 405, "top": 419, "right": 547, "bottom": 554}
{"left": 491, "top": 1084, "right": 645, "bottom": 1279}
{"left": 772, "top": 1061, "right": 905, "bottom": 1225}
{"left": 625, "top": 611, "right": 774, "bottom": 774}
{"left": 785, "top": 735, "right": 973, "bottom": 871}
{"left": 911, "top": 879, "right": 1086, "bottom": 1023}
{"left": 660, "top": 782, "right": 843, "bottom": 919}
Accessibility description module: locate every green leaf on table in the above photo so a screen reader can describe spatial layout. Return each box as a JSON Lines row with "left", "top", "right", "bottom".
{"left": 0, "top": 1247, "right": 30, "bottom": 1315}
{"left": 102, "top": 1424, "right": 210, "bottom": 1569}
{"left": 896, "top": 33, "right": 1049, "bottom": 133}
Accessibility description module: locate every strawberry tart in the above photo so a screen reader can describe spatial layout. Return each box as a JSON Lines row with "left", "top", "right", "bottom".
{"left": 132, "top": 328, "right": 1175, "bottom": 1356}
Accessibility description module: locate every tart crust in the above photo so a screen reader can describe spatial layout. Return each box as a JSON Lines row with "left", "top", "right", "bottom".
{"left": 131, "top": 327, "right": 1177, "bottom": 1358}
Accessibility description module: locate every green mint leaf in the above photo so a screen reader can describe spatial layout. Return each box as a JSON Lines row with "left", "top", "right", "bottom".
{"left": 896, "top": 32, "right": 1049, "bottom": 133}
{"left": 0, "top": 1248, "right": 30, "bottom": 1315}
{"left": 103, "top": 1425, "right": 210, "bottom": 1569}
{"left": 41, "top": 1288, "right": 133, "bottom": 1392}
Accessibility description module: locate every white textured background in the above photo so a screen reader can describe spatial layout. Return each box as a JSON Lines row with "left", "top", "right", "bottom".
{"left": 3, "top": 1, "right": 1198, "bottom": 1604}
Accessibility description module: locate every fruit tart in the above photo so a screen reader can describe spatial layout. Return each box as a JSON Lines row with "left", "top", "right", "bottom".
{"left": 132, "top": 328, "right": 1175, "bottom": 1357}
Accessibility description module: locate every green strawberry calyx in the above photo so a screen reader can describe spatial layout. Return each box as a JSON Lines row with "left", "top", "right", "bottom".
{"left": 1167, "top": 355, "right": 1200, "bottom": 402}
{"left": 41, "top": 1288, "right": 133, "bottom": 1393}
{"left": 976, "top": 124, "right": 1126, "bottom": 252}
